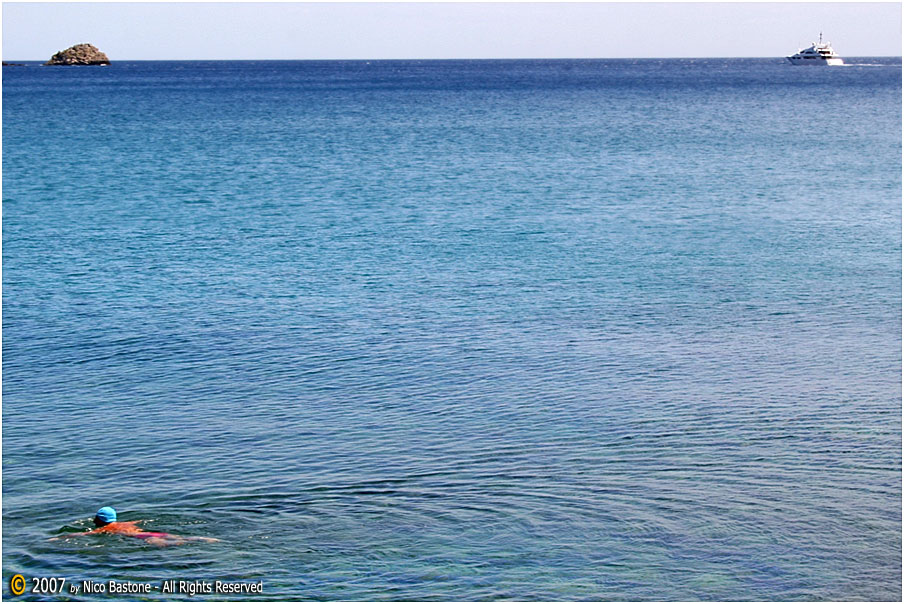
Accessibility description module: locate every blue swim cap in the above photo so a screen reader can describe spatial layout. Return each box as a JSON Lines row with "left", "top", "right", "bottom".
{"left": 94, "top": 507, "right": 117, "bottom": 525}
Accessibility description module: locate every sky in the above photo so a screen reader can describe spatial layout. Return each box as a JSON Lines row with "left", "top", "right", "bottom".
{"left": 2, "top": 2, "right": 901, "bottom": 61}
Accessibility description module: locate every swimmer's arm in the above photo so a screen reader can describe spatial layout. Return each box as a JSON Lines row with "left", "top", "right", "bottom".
{"left": 49, "top": 531, "right": 95, "bottom": 541}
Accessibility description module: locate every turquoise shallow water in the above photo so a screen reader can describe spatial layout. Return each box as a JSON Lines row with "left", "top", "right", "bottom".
{"left": 3, "top": 58, "right": 901, "bottom": 600}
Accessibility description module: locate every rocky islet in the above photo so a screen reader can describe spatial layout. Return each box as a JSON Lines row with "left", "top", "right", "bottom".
{"left": 44, "top": 43, "right": 110, "bottom": 65}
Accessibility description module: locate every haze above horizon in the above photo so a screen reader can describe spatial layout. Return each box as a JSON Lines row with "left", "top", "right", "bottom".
{"left": 3, "top": 2, "right": 902, "bottom": 61}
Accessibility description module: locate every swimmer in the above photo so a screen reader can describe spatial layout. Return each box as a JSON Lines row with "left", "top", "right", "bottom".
{"left": 51, "top": 507, "right": 219, "bottom": 546}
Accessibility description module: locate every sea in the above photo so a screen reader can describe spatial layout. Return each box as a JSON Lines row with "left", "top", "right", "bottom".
{"left": 3, "top": 58, "right": 901, "bottom": 601}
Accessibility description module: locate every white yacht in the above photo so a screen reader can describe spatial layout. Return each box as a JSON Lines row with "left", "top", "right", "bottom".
{"left": 787, "top": 33, "right": 844, "bottom": 65}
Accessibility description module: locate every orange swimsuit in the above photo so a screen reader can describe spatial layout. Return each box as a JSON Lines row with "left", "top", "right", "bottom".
{"left": 92, "top": 522, "right": 173, "bottom": 539}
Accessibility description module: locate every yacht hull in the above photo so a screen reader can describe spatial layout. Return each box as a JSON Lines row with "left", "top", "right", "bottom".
{"left": 787, "top": 56, "right": 844, "bottom": 66}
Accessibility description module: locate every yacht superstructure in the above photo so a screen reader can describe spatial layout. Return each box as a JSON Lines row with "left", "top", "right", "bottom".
{"left": 787, "top": 33, "right": 844, "bottom": 65}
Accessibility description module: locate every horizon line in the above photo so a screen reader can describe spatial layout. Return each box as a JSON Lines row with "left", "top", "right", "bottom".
{"left": 6, "top": 55, "right": 903, "bottom": 62}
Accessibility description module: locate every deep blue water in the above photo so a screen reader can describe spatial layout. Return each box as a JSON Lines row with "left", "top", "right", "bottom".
{"left": 3, "top": 58, "right": 901, "bottom": 601}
